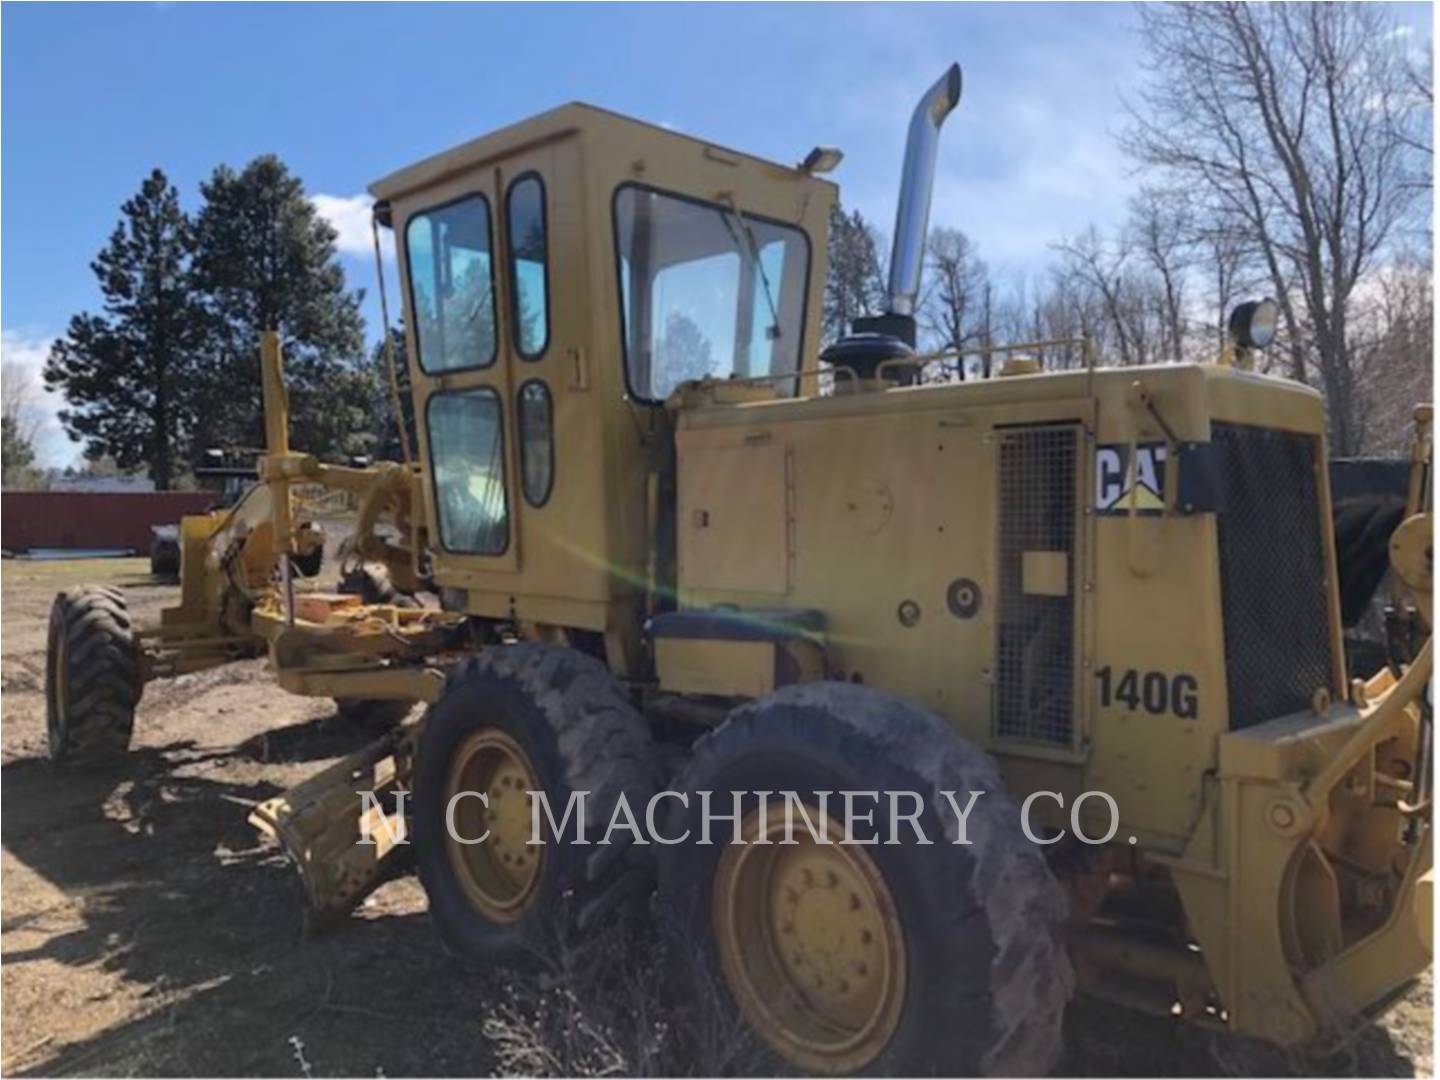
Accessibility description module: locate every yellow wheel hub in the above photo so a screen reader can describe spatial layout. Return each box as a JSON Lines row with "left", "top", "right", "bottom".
{"left": 444, "top": 729, "right": 543, "bottom": 923}
{"left": 713, "top": 802, "right": 906, "bottom": 1073}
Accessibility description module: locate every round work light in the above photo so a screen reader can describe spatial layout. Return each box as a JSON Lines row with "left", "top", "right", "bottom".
{"left": 1228, "top": 299, "right": 1279, "bottom": 350}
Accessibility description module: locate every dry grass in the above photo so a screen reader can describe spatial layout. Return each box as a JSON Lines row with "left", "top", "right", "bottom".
{"left": 478, "top": 911, "right": 773, "bottom": 1078}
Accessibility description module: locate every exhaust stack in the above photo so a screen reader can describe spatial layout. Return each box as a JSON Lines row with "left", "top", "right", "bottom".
{"left": 820, "top": 63, "right": 963, "bottom": 381}
{"left": 886, "top": 63, "right": 962, "bottom": 319}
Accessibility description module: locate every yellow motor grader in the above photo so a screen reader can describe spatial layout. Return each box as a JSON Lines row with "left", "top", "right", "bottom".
{"left": 46, "top": 64, "right": 1432, "bottom": 1075}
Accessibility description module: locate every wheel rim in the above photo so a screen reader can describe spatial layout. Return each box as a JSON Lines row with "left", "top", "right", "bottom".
{"left": 443, "top": 729, "right": 543, "bottom": 923}
{"left": 713, "top": 801, "right": 907, "bottom": 1073}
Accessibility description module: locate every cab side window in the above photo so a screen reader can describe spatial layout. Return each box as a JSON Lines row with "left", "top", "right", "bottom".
{"left": 517, "top": 380, "right": 554, "bottom": 506}
{"left": 506, "top": 175, "right": 549, "bottom": 359}
{"left": 406, "top": 195, "right": 497, "bottom": 374}
{"left": 427, "top": 388, "right": 508, "bottom": 554}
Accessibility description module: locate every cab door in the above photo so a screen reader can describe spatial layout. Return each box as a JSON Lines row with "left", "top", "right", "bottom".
{"left": 400, "top": 174, "right": 520, "bottom": 573}
{"left": 400, "top": 135, "right": 611, "bottom": 615}
{"left": 495, "top": 154, "right": 561, "bottom": 538}
{"left": 490, "top": 139, "right": 615, "bottom": 611}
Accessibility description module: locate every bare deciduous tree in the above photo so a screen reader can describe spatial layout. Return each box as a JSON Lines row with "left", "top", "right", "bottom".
{"left": 2, "top": 360, "right": 45, "bottom": 488}
{"left": 1348, "top": 253, "right": 1433, "bottom": 455}
{"left": 1123, "top": 1, "right": 1431, "bottom": 453}
{"left": 2, "top": 360, "right": 42, "bottom": 446}
{"left": 1055, "top": 226, "right": 1143, "bottom": 366}
{"left": 1126, "top": 188, "right": 1192, "bottom": 362}
{"left": 920, "top": 227, "right": 990, "bottom": 374}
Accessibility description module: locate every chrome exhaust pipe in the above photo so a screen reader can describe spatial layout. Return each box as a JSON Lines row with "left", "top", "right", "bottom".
{"left": 886, "top": 63, "right": 963, "bottom": 317}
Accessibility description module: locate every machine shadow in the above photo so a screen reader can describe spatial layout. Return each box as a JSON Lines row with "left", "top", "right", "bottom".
{"left": 232, "top": 709, "right": 391, "bottom": 765}
{"left": 0, "top": 740, "right": 504, "bottom": 1077}
{"left": 1059, "top": 993, "right": 1419, "bottom": 1078}
{"left": 0, "top": 737, "right": 1422, "bottom": 1077}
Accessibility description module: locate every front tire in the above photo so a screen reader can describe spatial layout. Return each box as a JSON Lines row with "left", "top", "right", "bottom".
{"left": 412, "top": 644, "right": 658, "bottom": 965}
{"left": 657, "top": 682, "right": 1073, "bottom": 1076}
{"left": 46, "top": 587, "right": 141, "bottom": 767}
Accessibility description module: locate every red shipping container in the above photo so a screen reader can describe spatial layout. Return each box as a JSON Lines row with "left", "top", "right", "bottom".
{"left": 1, "top": 492, "right": 218, "bottom": 554}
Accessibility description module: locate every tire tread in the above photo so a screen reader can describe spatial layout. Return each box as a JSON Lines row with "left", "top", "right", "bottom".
{"left": 47, "top": 586, "right": 140, "bottom": 766}
{"left": 663, "top": 682, "right": 1072, "bottom": 1077}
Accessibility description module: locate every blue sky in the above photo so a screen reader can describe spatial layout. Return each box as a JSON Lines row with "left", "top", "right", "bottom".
{"left": 3, "top": 2, "right": 1430, "bottom": 466}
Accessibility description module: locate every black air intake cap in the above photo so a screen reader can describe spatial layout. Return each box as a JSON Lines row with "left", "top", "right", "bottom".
{"left": 820, "top": 329, "right": 915, "bottom": 382}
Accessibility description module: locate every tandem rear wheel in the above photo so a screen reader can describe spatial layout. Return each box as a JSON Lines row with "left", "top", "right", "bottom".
{"left": 657, "top": 683, "right": 1074, "bottom": 1076}
{"left": 408, "top": 659, "right": 1073, "bottom": 1074}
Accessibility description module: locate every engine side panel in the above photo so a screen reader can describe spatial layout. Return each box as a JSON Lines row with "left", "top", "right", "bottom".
{"left": 674, "top": 364, "right": 1335, "bottom": 847}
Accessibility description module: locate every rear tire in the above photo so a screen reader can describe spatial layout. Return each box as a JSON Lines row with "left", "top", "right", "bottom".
{"left": 657, "top": 682, "right": 1073, "bottom": 1077}
{"left": 413, "top": 644, "right": 658, "bottom": 965}
{"left": 46, "top": 587, "right": 141, "bottom": 767}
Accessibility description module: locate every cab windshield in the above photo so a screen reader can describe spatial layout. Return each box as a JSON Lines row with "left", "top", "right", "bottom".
{"left": 614, "top": 185, "right": 810, "bottom": 401}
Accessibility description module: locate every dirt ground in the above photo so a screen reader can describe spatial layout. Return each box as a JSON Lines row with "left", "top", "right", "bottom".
{"left": 1, "top": 557, "right": 1432, "bottom": 1077}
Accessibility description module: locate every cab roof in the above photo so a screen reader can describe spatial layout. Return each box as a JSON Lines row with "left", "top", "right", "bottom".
{"left": 368, "top": 101, "right": 834, "bottom": 203}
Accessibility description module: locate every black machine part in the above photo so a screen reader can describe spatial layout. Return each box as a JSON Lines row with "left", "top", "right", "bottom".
{"left": 819, "top": 325, "right": 916, "bottom": 383}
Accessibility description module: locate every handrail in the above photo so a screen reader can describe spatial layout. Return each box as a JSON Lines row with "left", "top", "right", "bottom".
{"left": 874, "top": 336, "right": 1096, "bottom": 383}
{"left": 682, "top": 364, "right": 859, "bottom": 397}
{"left": 684, "top": 336, "right": 1095, "bottom": 401}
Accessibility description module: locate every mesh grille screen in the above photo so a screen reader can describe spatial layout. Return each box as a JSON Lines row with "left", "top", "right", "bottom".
{"left": 994, "top": 425, "right": 1078, "bottom": 745}
{"left": 1213, "top": 423, "right": 1336, "bottom": 729}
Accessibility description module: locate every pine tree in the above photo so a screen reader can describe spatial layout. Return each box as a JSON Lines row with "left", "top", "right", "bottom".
{"left": 655, "top": 311, "right": 714, "bottom": 394}
{"left": 43, "top": 169, "right": 204, "bottom": 488}
{"left": 191, "top": 154, "right": 374, "bottom": 461}
{"left": 369, "top": 325, "right": 416, "bottom": 462}
{"left": 822, "top": 203, "right": 887, "bottom": 343}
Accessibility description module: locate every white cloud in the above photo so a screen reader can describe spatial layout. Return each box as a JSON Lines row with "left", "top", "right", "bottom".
{"left": 2, "top": 327, "right": 79, "bottom": 468}
{"left": 311, "top": 192, "right": 379, "bottom": 259}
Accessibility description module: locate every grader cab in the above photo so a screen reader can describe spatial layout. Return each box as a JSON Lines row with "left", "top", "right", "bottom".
{"left": 45, "top": 64, "right": 1432, "bottom": 1075}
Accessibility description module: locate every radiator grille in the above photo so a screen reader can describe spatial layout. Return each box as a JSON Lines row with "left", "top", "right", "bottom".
{"left": 994, "top": 425, "right": 1079, "bottom": 745}
{"left": 1213, "top": 423, "right": 1336, "bottom": 729}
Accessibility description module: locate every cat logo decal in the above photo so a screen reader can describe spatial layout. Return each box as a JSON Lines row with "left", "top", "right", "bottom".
{"left": 1096, "top": 443, "right": 1166, "bottom": 515}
